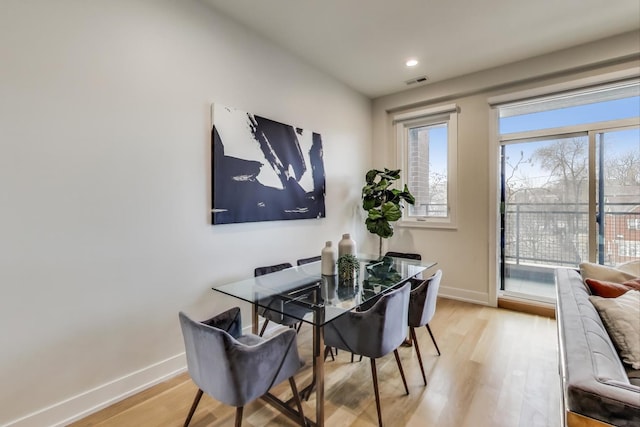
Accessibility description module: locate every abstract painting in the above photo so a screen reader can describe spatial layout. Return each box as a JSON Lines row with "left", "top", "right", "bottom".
{"left": 211, "top": 104, "right": 326, "bottom": 225}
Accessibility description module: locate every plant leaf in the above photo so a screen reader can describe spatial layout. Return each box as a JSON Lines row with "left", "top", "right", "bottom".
{"left": 362, "top": 196, "right": 380, "bottom": 210}
{"left": 381, "top": 202, "right": 402, "bottom": 221}
{"left": 366, "top": 217, "right": 393, "bottom": 238}
{"left": 386, "top": 169, "right": 401, "bottom": 179}
{"left": 365, "top": 169, "right": 381, "bottom": 184}
{"left": 401, "top": 185, "right": 416, "bottom": 204}
{"left": 375, "top": 179, "right": 389, "bottom": 191}
{"left": 367, "top": 209, "right": 383, "bottom": 220}
{"left": 386, "top": 189, "right": 400, "bottom": 204}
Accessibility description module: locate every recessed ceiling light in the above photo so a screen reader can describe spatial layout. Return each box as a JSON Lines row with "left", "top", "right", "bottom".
{"left": 406, "top": 59, "right": 419, "bottom": 67}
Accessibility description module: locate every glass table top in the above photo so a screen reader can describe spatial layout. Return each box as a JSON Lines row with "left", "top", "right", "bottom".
{"left": 213, "top": 255, "right": 436, "bottom": 327}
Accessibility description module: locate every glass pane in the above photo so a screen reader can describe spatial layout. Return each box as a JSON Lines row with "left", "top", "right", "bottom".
{"left": 407, "top": 123, "right": 448, "bottom": 217}
{"left": 597, "top": 128, "right": 640, "bottom": 266}
{"left": 501, "top": 96, "right": 640, "bottom": 134}
{"left": 502, "top": 135, "right": 589, "bottom": 299}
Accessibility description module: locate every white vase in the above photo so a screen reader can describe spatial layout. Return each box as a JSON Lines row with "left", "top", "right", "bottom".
{"left": 321, "top": 241, "right": 337, "bottom": 275}
{"left": 338, "top": 233, "right": 357, "bottom": 257}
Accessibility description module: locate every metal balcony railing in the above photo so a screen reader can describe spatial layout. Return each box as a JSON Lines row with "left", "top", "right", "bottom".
{"left": 503, "top": 202, "right": 640, "bottom": 268}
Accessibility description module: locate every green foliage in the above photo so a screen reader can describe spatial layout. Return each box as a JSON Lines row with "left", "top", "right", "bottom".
{"left": 362, "top": 168, "right": 415, "bottom": 243}
{"left": 337, "top": 254, "right": 360, "bottom": 282}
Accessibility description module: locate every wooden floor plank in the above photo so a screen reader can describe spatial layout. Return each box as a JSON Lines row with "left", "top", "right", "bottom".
{"left": 70, "top": 298, "right": 561, "bottom": 427}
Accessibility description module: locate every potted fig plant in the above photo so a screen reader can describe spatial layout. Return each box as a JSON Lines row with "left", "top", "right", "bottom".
{"left": 362, "top": 168, "right": 415, "bottom": 257}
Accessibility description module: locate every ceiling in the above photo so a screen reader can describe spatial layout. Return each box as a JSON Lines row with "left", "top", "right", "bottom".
{"left": 203, "top": 0, "right": 640, "bottom": 99}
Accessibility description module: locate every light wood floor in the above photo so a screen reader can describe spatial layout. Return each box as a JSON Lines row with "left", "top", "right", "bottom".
{"left": 70, "top": 298, "right": 561, "bottom": 427}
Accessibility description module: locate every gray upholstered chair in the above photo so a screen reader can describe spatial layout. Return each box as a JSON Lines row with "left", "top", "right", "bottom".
{"left": 408, "top": 269, "right": 443, "bottom": 385}
{"left": 178, "top": 308, "right": 306, "bottom": 427}
{"left": 254, "top": 262, "right": 309, "bottom": 336}
{"left": 384, "top": 251, "right": 421, "bottom": 261}
{"left": 296, "top": 256, "right": 321, "bottom": 266}
{"left": 324, "top": 283, "right": 411, "bottom": 427}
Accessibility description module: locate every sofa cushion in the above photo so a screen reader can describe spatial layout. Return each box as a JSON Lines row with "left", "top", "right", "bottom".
{"left": 617, "top": 260, "right": 640, "bottom": 276}
{"left": 585, "top": 278, "right": 634, "bottom": 298}
{"left": 580, "top": 262, "right": 637, "bottom": 283}
{"left": 590, "top": 290, "right": 640, "bottom": 369}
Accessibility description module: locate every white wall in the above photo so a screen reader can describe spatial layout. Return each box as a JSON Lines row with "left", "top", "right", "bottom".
{"left": 372, "top": 31, "right": 640, "bottom": 306}
{"left": 0, "top": 1, "right": 372, "bottom": 425}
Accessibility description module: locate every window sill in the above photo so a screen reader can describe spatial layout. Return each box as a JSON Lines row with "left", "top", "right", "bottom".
{"left": 498, "top": 295, "right": 556, "bottom": 318}
{"left": 398, "top": 219, "right": 458, "bottom": 230}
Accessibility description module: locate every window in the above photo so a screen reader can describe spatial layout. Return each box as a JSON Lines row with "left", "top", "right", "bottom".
{"left": 618, "top": 240, "right": 640, "bottom": 257}
{"left": 394, "top": 104, "right": 458, "bottom": 228}
{"left": 628, "top": 218, "right": 640, "bottom": 230}
{"left": 493, "top": 78, "right": 640, "bottom": 302}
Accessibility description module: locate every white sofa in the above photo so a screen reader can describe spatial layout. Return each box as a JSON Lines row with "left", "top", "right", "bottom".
{"left": 555, "top": 267, "right": 640, "bottom": 427}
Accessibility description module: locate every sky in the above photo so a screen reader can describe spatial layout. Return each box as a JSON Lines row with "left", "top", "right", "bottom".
{"left": 500, "top": 96, "right": 640, "bottom": 142}
{"left": 500, "top": 95, "right": 639, "bottom": 186}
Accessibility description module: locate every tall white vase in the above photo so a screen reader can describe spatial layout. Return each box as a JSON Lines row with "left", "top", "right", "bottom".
{"left": 321, "top": 241, "right": 337, "bottom": 275}
{"left": 338, "top": 233, "right": 357, "bottom": 257}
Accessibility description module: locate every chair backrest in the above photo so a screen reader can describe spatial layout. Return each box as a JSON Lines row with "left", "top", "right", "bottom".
{"left": 385, "top": 251, "right": 422, "bottom": 260}
{"left": 325, "top": 282, "right": 410, "bottom": 358}
{"left": 297, "top": 256, "right": 321, "bottom": 266}
{"left": 200, "top": 306, "right": 242, "bottom": 339}
{"left": 179, "top": 311, "right": 238, "bottom": 406}
{"left": 254, "top": 262, "right": 293, "bottom": 277}
{"left": 408, "top": 269, "right": 442, "bottom": 328}
{"left": 372, "top": 283, "right": 411, "bottom": 356}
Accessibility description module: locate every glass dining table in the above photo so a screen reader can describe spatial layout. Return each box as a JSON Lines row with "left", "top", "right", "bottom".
{"left": 212, "top": 254, "right": 436, "bottom": 427}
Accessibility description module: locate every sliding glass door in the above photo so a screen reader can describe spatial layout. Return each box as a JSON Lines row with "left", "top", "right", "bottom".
{"left": 497, "top": 81, "right": 639, "bottom": 302}
{"left": 501, "top": 135, "right": 590, "bottom": 300}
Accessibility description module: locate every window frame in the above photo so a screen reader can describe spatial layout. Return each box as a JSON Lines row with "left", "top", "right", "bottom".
{"left": 394, "top": 104, "right": 458, "bottom": 229}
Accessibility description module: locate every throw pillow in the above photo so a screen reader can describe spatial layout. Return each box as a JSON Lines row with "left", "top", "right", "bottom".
{"left": 580, "top": 262, "right": 637, "bottom": 283}
{"left": 617, "top": 260, "right": 640, "bottom": 276}
{"left": 585, "top": 278, "right": 633, "bottom": 298}
{"left": 623, "top": 278, "right": 640, "bottom": 291}
{"left": 589, "top": 290, "right": 640, "bottom": 369}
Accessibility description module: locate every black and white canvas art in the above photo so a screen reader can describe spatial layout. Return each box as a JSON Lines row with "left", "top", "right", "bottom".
{"left": 211, "top": 104, "right": 326, "bottom": 225}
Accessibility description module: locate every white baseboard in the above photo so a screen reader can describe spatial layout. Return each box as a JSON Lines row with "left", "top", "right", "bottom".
{"left": 4, "top": 353, "right": 187, "bottom": 427}
{"left": 438, "top": 285, "right": 493, "bottom": 306}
